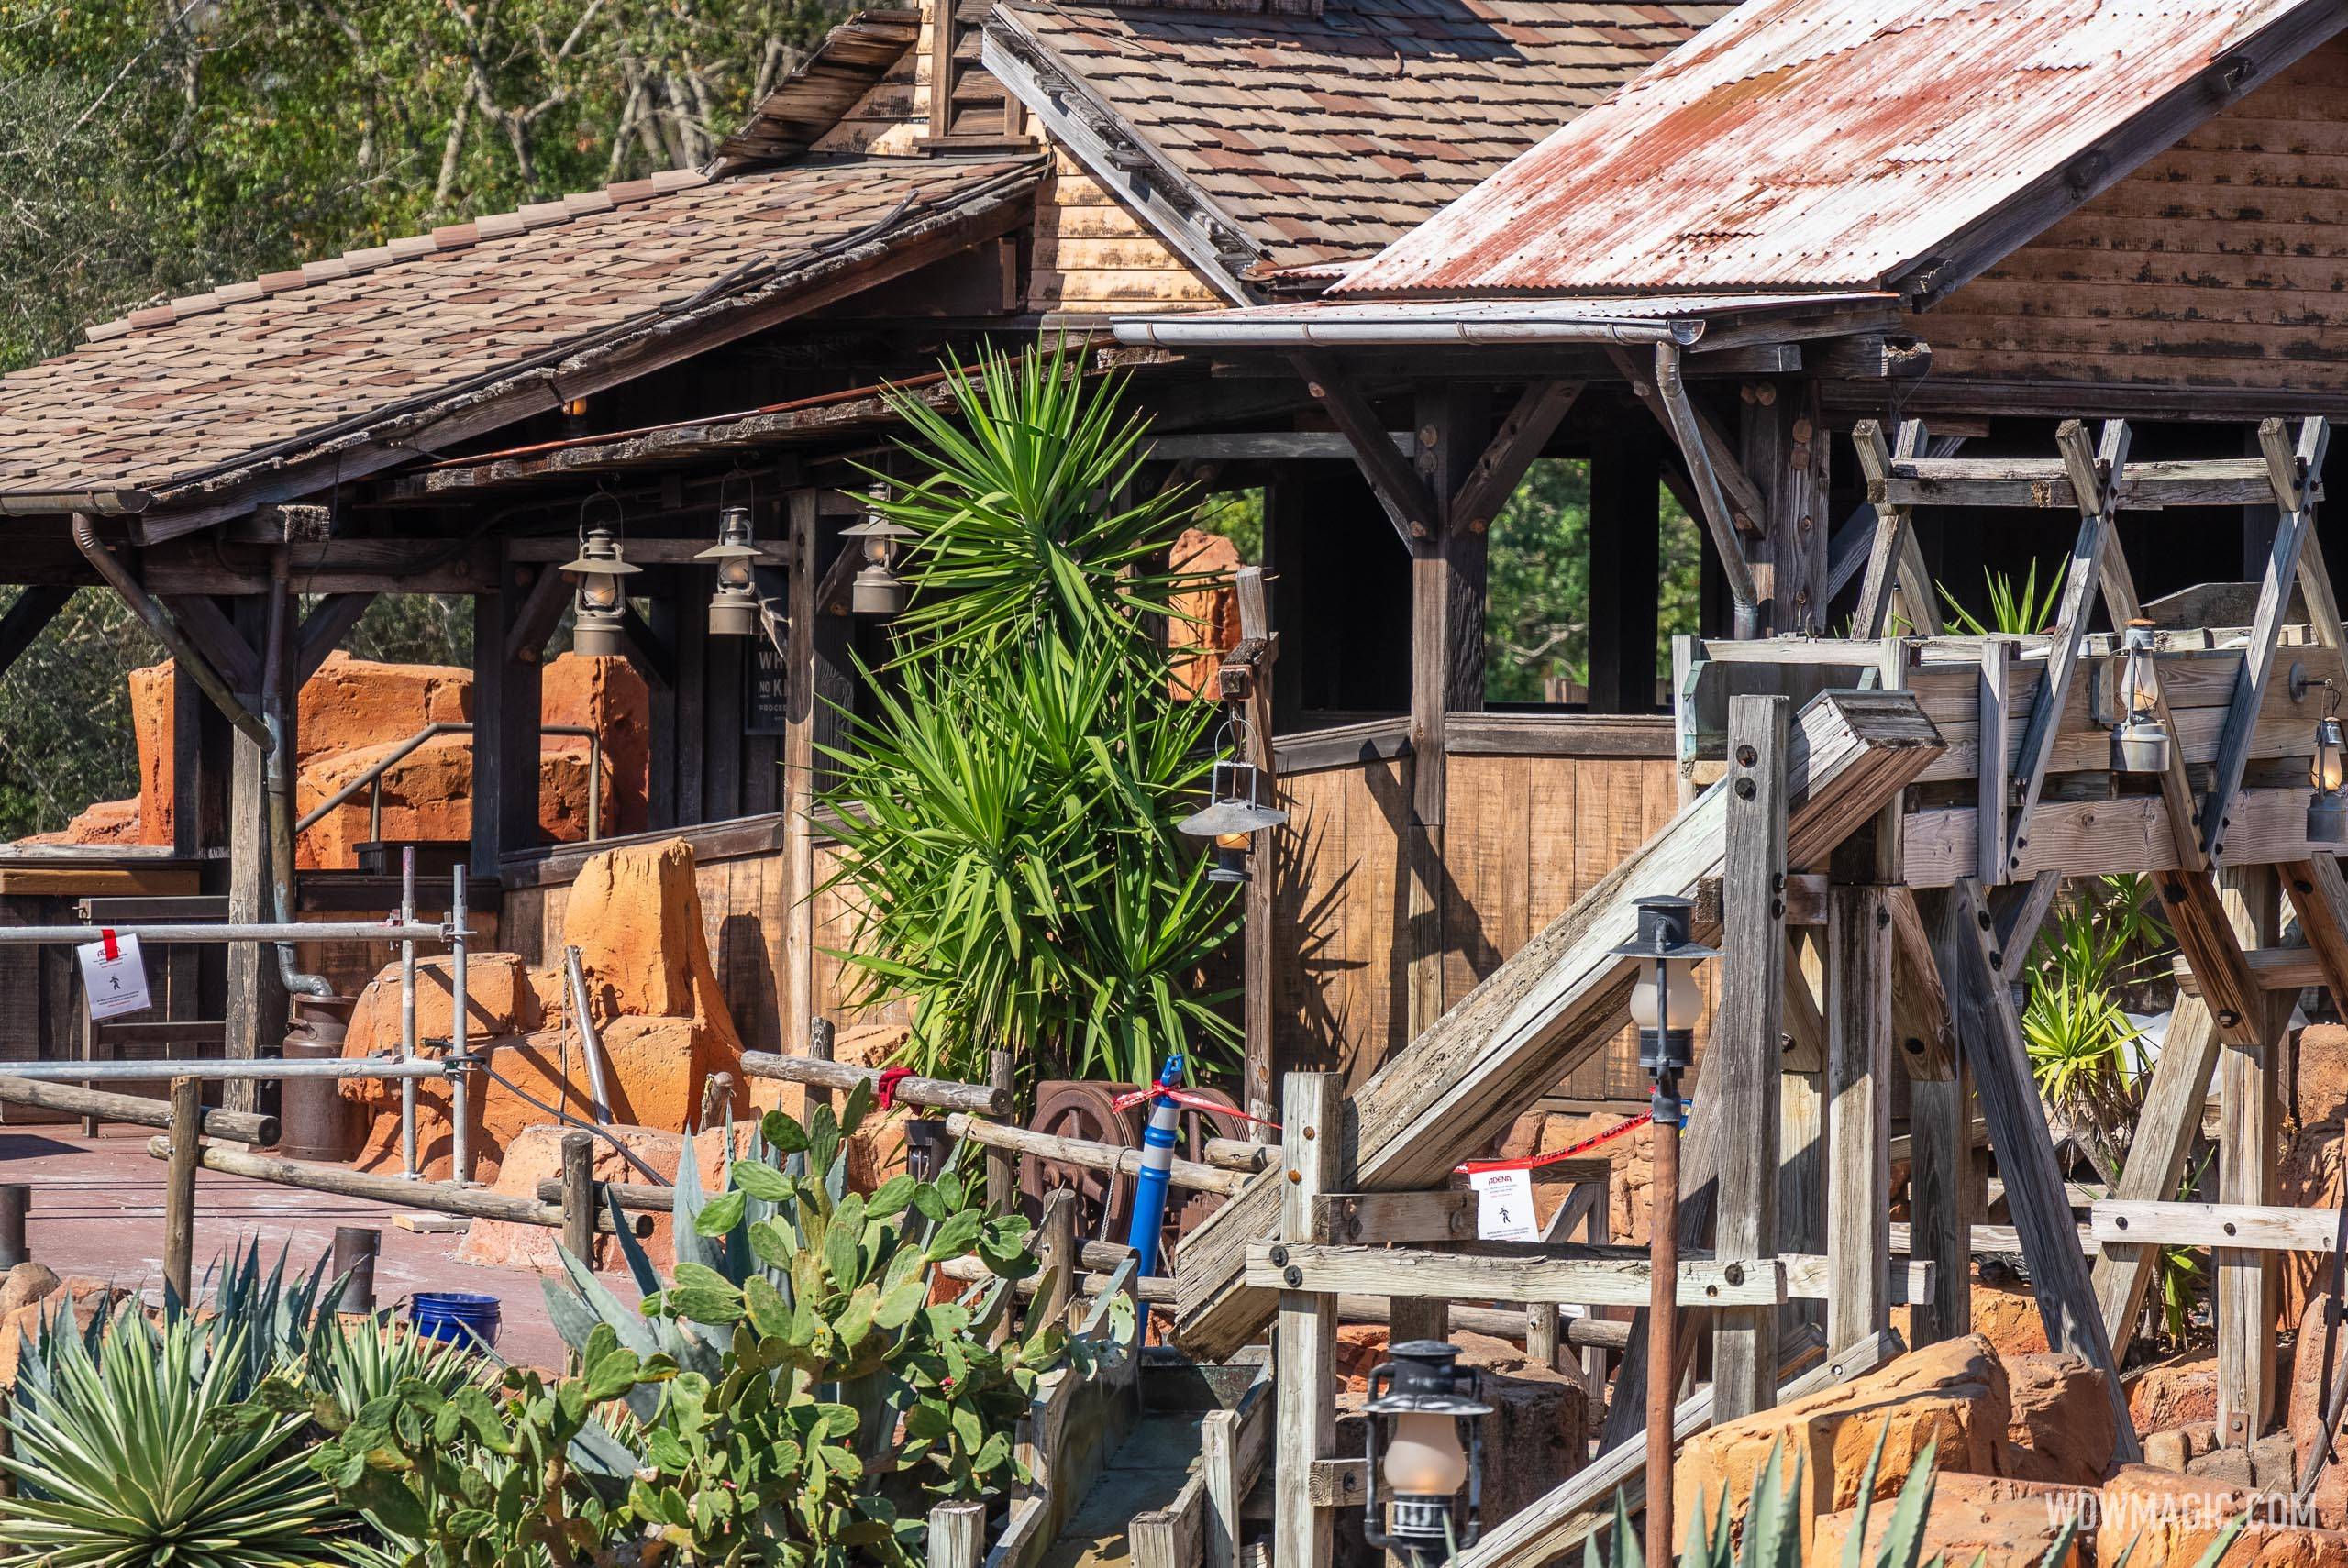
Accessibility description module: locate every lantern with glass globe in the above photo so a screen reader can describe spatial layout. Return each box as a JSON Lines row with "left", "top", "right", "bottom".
{"left": 1362, "top": 1341, "right": 1491, "bottom": 1562}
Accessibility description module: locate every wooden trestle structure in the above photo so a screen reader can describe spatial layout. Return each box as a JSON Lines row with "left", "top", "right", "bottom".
{"left": 1163, "top": 416, "right": 2348, "bottom": 1564}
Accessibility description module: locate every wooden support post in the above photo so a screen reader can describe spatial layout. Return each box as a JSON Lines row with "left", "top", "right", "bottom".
{"left": 1978, "top": 637, "right": 2014, "bottom": 889}
{"left": 221, "top": 593, "right": 281, "bottom": 1116}
{"left": 927, "top": 1501, "right": 986, "bottom": 1568}
{"left": 2218, "top": 863, "right": 2283, "bottom": 1450}
{"left": 2092, "top": 997, "right": 2223, "bottom": 1356}
{"left": 1826, "top": 886, "right": 1892, "bottom": 1351}
{"left": 1589, "top": 431, "right": 1662, "bottom": 713}
{"left": 807, "top": 1015, "right": 836, "bottom": 1119}
{"left": 561, "top": 1131, "right": 595, "bottom": 1264}
{"left": 164, "top": 1076, "right": 201, "bottom": 1308}
{"left": 1780, "top": 932, "right": 1826, "bottom": 1342}
{"left": 471, "top": 556, "right": 544, "bottom": 875}
{"left": 1712, "top": 695, "right": 1789, "bottom": 1419}
{"left": 1235, "top": 566, "right": 1279, "bottom": 1125}
{"left": 1931, "top": 880, "right": 2141, "bottom": 1462}
{"left": 1202, "top": 1371, "right": 1269, "bottom": 1568}
{"left": 2006, "top": 462, "right": 2112, "bottom": 878}
{"left": 1038, "top": 1188, "right": 1077, "bottom": 1331}
{"left": 783, "top": 491, "right": 822, "bottom": 1039}
{"left": 1276, "top": 1072, "right": 1344, "bottom": 1568}
{"left": 1743, "top": 380, "right": 1826, "bottom": 635}
{"left": 987, "top": 1050, "right": 1016, "bottom": 1215}
{"left": 1851, "top": 421, "right": 1941, "bottom": 638}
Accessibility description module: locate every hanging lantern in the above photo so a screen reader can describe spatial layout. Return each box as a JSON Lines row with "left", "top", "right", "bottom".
{"left": 2312, "top": 714, "right": 2348, "bottom": 845}
{"left": 1362, "top": 1341, "right": 1492, "bottom": 1559}
{"left": 2110, "top": 619, "right": 2171, "bottom": 775}
{"left": 697, "top": 504, "right": 766, "bottom": 637}
{"left": 841, "top": 510, "right": 917, "bottom": 618}
{"left": 1607, "top": 895, "right": 1716, "bottom": 1077}
{"left": 1178, "top": 758, "right": 1287, "bottom": 884}
{"left": 560, "top": 495, "right": 641, "bottom": 657}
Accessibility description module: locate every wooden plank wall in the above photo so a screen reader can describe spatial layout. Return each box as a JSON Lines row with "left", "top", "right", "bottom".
{"left": 1274, "top": 731, "right": 1688, "bottom": 1099}
{"left": 1930, "top": 36, "right": 2348, "bottom": 398}
{"left": 1030, "top": 146, "right": 1223, "bottom": 321}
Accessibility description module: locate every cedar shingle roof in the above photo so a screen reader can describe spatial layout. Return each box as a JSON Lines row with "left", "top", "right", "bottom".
{"left": 0, "top": 154, "right": 1040, "bottom": 515}
{"left": 989, "top": 0, "right": 1729, "bottom": 278}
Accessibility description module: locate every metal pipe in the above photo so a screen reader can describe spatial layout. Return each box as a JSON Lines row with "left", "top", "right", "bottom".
{"left": 0, "top": 922, "right": 446, "bottom": 944}
{"left": 328, "top": 1225, "right": 381, "bottom": 1314}
{"left": 1112, "top": 315, "right": 1700, "bottom": 349}
{"left": 1646, "top": 1079, "right": 1681, "bottom": 1568}
{"left": 400, "top": 846, "right": 419, "bottom": 1180}
{"left": 0, "top": 1056, "right": 442, "bottom": 1081}
{"left": 298, "top": 722, "right": 460, "bottom": 832}
{"left": 450, "top": 866, "right": 474, "bottom": 1186}
{"left": 261, "top": 559, "right": 333, "bottom": 1000}
{"left": 563, "top": 944, "right": 615, "bottom": 1124}
{"left": 1653, "top": 341, "right": 1761, "bottom": 635}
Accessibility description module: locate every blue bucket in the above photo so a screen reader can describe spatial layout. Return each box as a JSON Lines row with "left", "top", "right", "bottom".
{"left": 408, "top": 1291, "right": 503, "bottom": 1349}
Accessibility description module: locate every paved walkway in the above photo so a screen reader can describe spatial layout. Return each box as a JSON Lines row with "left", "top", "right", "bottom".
{"left": 1, "top": 1129, "right": 616, "bottom": 1366}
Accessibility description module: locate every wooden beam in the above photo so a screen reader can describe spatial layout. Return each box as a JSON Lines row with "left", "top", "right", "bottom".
{"left": 1274, "top": 1074, "right": 1343, "bottom": 1568}
{"left": 1977, "top": 638, "right": 2015, "bottom": 888}
{"left": 2002, "top": 457, "right": 2110, "bottom": 879}
{"left": 2217, "top": 865, "right": 2283, "bottom": 1450}
{"left": 1172, "top": 690, "right": 1944, "bottom": 1361}
{"left": 1306, "top": 1190, "right": 1476, "bottom": 1246}
{"left": 470, "top": 564, "right": 543, "bottom": 873}
{"left": 159, "top": 593, "right": 260, "bottom": 695}
{"left": 2094, "top": 1200, "right": 2345, "bottom": 1253}
{"left": 0, "top": 585, "right": 71, "bottom": 680}
{"left": 1605, "top": 347, "right": 1767, "bottom": 535}
{"left": 1930, "top": 879, "right": 2142, "bottom": 1463}
{"left": 2156, "top": 869, "right": 2264, "bottom": 1047}
{"left": 2283, "top": 856, "right": 2348, "bottom": 1007}
{"left": 501, "top": 563, "right": 573, "bottom": 666}
{"left": 1447, "top": 381, "right": 1580, "bottom": 539}
{"left": 1291, "top": 356, "right": 1437, "bottom": 547}
{"left": 615, "top": 601, "right": 677, "bottom": 691}
{"left": 1246, "top": 1244, "right": 1786, "bottom": 1308}
{"left": 294, "top": 593, "right": 376, "bottom": 683}
{"left": 1713, "top": 695, "right": 1789, "bottom": 1417}
{"left": 2176, "top": 942, "right": 2327, "bottom": 996}
{"left": 2204, "top": 421, "right": 2329, "bottom": 861}
{"left": 1826, "top": 885, "right": 1892, "bottom": 1353}
{"left": 1234, "top": 567, "right": 1278, "bottom": 1132}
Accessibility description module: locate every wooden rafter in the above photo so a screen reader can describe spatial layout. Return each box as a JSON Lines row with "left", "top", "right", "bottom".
{"left": 294, "top": 592, "right": 376, "bottom": 683}
{"left": 1851, "top": 420, "right": 1945, "bottom": 639}
{"left": 0, "top": 585, "right": 72, "bottom": 681}
{"left": 1290, "top": 355, "right": 1437, "bottom": 548}
{"left": 2001, "top": 427, "right": 2113, "bottom": 881}
{"left": 1448, "top": 381, "right": 1581, "bottom": 538}
{"left": 2204, "top": 419, "right": 2331, "bottom": 861}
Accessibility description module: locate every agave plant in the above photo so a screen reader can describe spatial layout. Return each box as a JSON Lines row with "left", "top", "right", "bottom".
{"left": 1938, "top": 559, "right": 2067, "bottom": 637}
{"left": 0, "top": 1302, "right": 347, "bottom": 1568}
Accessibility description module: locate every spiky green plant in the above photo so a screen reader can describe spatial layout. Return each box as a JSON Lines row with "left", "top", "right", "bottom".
{"left": 1938, "top": 560, "right": 2067, "bottom": 637}
{"left": 0, "top": 1303, "right": 348, "bottom": 1568}
{"left": 823, "top": 339, "right": 1245, "bottom": 1087}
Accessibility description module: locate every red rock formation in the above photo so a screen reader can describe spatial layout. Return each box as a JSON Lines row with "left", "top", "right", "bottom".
{"left": 1813, "top": 1473, "right": 2091, "bottom": 1568}
{"left": 1167, "top": 527, "right": 1242, "bottom": 700}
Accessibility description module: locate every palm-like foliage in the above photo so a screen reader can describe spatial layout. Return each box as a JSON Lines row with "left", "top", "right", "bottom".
{"left": 824, "top": 341, "right": 1243, "bottom": 1087}
{"left": 0, "top": 1305, "right": 346, "bottom": 1568}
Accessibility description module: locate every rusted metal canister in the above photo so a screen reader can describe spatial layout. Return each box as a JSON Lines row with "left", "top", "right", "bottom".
{"left": 328, "top": 1225, "right": 380, "bottom": 1314}
{"left": 277, "top": 994, "right": 357, "bottom": 1162}
{"left": 0, "top": 1183, "right": 28, "bottom": 1268}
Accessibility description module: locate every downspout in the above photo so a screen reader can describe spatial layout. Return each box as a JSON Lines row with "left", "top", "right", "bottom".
{"left": 1652, "top": 341, "right": 1761, "bottom": 639}
{"left": 261, "top": 554, "right": 332, "bottom": 998}
{"left": 71, "top": 516, "right": 330, "bottom": 1000}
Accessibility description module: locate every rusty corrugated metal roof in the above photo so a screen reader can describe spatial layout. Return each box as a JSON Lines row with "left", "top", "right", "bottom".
{"left": 1111, "top": 291, "right": 1896, "bottom": 348}
{"left": 1335, "top": 0, "right": 2315, "bottom": 297}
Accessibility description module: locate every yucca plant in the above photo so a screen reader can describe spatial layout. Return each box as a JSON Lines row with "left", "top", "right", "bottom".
{"left": 0, "top": 1302, "right": 348, "bottom": 1568}
{"left": 1938, "top": 560, "right": 2067, "bottom": 637}
{"left": 823, "top": 339, "right": 1244, "bottom": 1088}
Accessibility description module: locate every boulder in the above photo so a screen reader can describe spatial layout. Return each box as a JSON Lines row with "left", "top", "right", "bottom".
{"left": 297, "top": 734, "right": 599, "bottom": 867}
{"left": 1673, "top": 1334, "right": 2012, "bottom": 1554}
{"left": 2098, "top": 1464, "right": 2348, "bottom": 1567}
{"left": 2298, "top": 1026, "right": 2348, "bottom": 1129}
{"left": 349, "top": 1015, "right": 738, "bottom": 1185}
{"left": 2003, "top": 1353, "right": 2119, "bottom": 1485}
{"left": 26, "top": 796, "right": 141, "bottom": 845}
{"left": 2132, "top": 1349, "right": 2222, "bottom": 1437}
{"left": 560, "top": 840, "right": 740, "bottom": 1051}
{"left": 2282, "top": 1123, "right": 2347, "bottom": 1335}
{"left": 457, "top": 1122, "right": 736, "bottom": 1273}
{"left": 128, "top": 661, "right": 173, "bottom": 845}
{"left": 1167, "top": 528, "right": 1242, "bottom": 701}
{"left": 1812, "top": 1473, "right": 2091, "bottom": 1568}
{"left": 296, "top": 652, "right": 471, "bottom": 771}
{"left": 0, "top": 1275, "right": 120, "bottom": 1386}
{"left": 542, "top": 653, "right": 650, "bottom": 836}
{"left": 1973, "top": 1275, "right": 2053, "bottom": 1360}
{"left": 0, "top": 1261, "right": 61, "bottom": 1317}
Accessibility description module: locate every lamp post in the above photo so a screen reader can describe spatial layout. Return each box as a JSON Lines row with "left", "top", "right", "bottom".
{"left": 2110, "top": 619, "right": 2172, "bottom": 774}
{"left": 560, "top": 496, "right": 640, "bottom": 657}
{"left": 1608, "top": 895, "right": 1716, "bottom": 1568}
{"left": 1362, "top": 1341, "right": 1491, "bottom": 1564}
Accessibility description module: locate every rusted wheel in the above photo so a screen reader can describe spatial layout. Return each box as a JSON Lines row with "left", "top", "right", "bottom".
{"left": 1168, "top": 1086, "right": 1243, "bottom": 1262}
{"left": 1019, "top": 1079, "right": 1143, "bottom": 1237}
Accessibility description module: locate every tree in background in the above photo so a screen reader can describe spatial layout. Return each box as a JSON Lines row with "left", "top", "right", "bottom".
{"left": 0, "top": 0, "right": 841, "bottom": 836}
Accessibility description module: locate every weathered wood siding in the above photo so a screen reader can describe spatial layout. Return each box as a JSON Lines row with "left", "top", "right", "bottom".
{"left": 1929, "top": 37, "right": 2348, "bottom": 401}
{"left": 1030, "top": 147, "right": 1223, "bottom": 320}
{"left": 1273, "top": 723, "right": 1691, "bottom": 1100}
